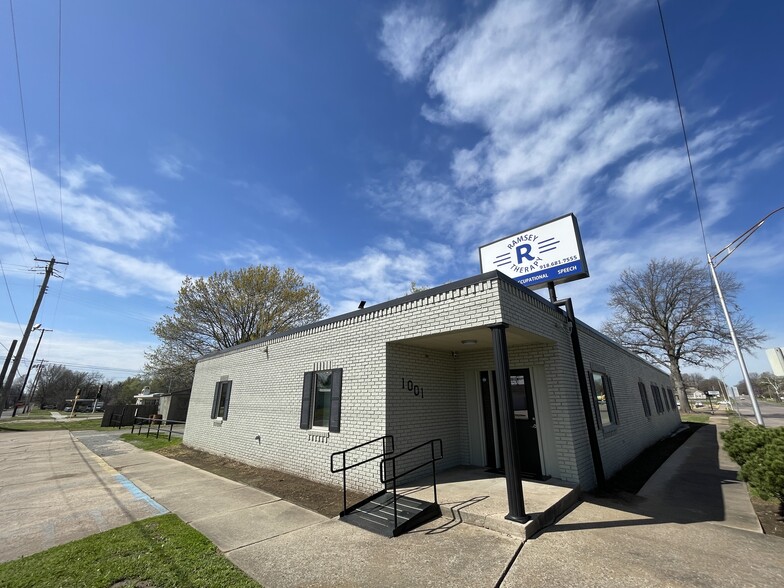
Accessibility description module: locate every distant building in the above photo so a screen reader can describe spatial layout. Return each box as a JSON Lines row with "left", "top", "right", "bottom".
{"left": 766, "top": 347, "right": 784, "bottom": 377}
{"left": 158, "top": 389, "right": 191, "bottom": 422}
{"left": 686, "top": 388, "right": 706, "bottom": 400}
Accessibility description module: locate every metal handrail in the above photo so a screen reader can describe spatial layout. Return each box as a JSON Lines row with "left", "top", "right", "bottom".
{"left": 330, "top": 435, "right": 395, "bottom": 515}
{"left": 130, "top": 416, "right": 186, "bottom": 441}
{"left": 379, "top": 439, "right": 443, "bottom": 530}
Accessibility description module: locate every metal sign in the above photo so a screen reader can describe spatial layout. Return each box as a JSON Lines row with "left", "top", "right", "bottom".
{"left": 479, "top": 213, "right": 589, "bottom": 289}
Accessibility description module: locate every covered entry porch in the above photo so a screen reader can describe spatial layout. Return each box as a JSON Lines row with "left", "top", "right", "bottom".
{"left": 400, "top": 465, "right": 580, "bottom": 539}
{"left": 386, "top": 322, "right": 570, "bottom": 525}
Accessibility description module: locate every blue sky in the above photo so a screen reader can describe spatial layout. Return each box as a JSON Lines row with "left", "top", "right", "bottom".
{"left": 1, "top": 0, "right": 782, "bottom": 388}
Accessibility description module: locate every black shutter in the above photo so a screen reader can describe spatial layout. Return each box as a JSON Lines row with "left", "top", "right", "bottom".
{"left": 329, "top": 368, "right": 343, "bottom": 433}
{"left": 223, "top": 382, "right": 232, "bottom": 420}
{"left": 300, "top": 372, "right": 313, "bottom": 429}
{"left": 211, "top": 382, "right": 220, "bottom": 419}
{"left": 606, "top": 376, "right": 617, "bottom": 424}
{"left": 587, "top": 371, "right": 601, "bottom": 429}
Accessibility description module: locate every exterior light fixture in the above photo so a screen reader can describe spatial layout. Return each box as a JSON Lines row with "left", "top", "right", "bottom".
{"left": 707, "top": 205, "right": 783, "bottom": 427}
{"left": 461, "top": 339, "right": 477, "bottom": 345}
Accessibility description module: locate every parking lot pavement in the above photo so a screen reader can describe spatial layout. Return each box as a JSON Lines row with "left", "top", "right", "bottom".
{"left": 0, "top": 430, "right": 167, "bottom": 563}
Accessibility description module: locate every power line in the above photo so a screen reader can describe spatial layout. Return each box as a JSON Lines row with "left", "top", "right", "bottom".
{"left": 57, "top": 0, "right": 68, "bottom": 261}
{"left": 0, "top": 165, "right": 35, "bottom": 257}
{"left": 656, "top": 0, "right": 710, "bottom": 260}
{"left": 0, "top": 259, "right": 23, "bottom": 333}
{"left": 9, "top": 0, "right": 52, "bottom": 255}
{"left": 44, "top": 360, "right": 142, "bottom": 374}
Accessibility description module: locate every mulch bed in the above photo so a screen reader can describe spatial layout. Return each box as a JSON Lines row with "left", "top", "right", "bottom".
{"left": 157, "top": 444, "right": 364, "bottom": 518}
{"left": 749, "top": 494, "right": 784, "bottom": 536}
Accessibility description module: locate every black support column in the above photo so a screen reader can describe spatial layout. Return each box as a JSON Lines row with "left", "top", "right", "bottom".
{"left": 489, "top": 323, "right": 529, "bottom": 523}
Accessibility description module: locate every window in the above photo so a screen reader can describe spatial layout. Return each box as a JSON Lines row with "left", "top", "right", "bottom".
{"left": 667, "top": 388, "right": 677, "bottom": 409}
{"left": 662, "top": 387, "right": 671, "bottom": 411}
{"left": 300, "top": 368, "right": 343, "bottom": 432}
{"left": 651, "top": 384, "right": 664, "bottom": 414}
{"left": 638, "top": 382, "right": 651, "bottom": 418}
{"left": 589, "top": 370, "right": 618, "bottom": 428}
{"left": 211, "top": 380, "right": 232, "bottom": 420}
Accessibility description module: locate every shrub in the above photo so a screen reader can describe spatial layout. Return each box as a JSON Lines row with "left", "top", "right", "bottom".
{"left": 721, "top": 424, "right": 772, "bottom": 466}
{"left": 740, "top": 434, "right": 784, "bottom": 502}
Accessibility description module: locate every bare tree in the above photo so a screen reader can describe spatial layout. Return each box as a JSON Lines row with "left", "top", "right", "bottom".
{"left": 602, "top": 258, "right": 766, "bottom": 412}
{"left": 34, "top": 364, "right": 102, "bottom": 409}
{"left": 146, "top": 265, "right": 328, "bottom": 387}
{"left": 758, "top": 372, "right": 784, "bottom": 401}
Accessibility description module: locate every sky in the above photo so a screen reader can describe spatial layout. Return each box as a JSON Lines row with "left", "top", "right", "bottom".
{"left": 1, "top": 0, "right": 783, "bottom": 390}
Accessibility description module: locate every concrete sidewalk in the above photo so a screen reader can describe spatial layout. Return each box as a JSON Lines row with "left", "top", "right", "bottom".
{"left": 634, "top": 419, "right": 762, "bottom": 532}
{"left": 85, "top": 434, "right": 524, "bottom": 587}
{"left": 5, "top": 421, "right": 782, "bottom": 587}
{"left": 91, "top": 421, "right": 782, "bottom": 587}
{"left": 502, "top": 421, "right": 783, "bottom": 587}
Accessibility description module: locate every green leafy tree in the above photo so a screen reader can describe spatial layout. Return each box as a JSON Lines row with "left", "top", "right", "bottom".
{"left": 146, "top": 265, "right": 328, "bottom": 387}
{"left": 602, "top": 258, "right": 766, "bottom": 412}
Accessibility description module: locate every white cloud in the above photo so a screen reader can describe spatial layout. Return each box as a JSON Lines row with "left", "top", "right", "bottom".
{"left": 308, "top": 240, "right": 454, "bottom": 315}
{"left": 0, "top": 132, "right": 175, "bottom": 248}
{"left": 66, "top": 240, "right": 184, "bottom": 299}
{"left": 379, "top": 3, "right": 447, "bottom": 81}
{"left": 207, "top": 237, "right": 456, "bottom": 318}
{"left": 229, "top": 180, "right": 305, "bottom": 221}
{"left": 373, "top": 0, "right": 779, "bottom": 257}
{"left": 153, "top": 153, "right": 187, "bottom": 180}
{"left": 0, "top": 320, "right": 149, "bottom": 379}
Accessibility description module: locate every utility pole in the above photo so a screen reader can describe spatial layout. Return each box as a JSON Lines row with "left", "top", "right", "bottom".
{"left": 1, "top": 339, "right": 17, "bottom": 392}
{"left": 0, "top": 258, "right": 67, "bottom": 411}
{"left": 12, "top": 327, "right": 50, "bottom": 416}
{"left": 24, "top": 360, "right": 45, "bottom": 413}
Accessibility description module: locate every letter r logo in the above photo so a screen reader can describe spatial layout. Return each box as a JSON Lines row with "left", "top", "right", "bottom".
{"left": 516, "top": 244, "right": 534, "bottom": 263}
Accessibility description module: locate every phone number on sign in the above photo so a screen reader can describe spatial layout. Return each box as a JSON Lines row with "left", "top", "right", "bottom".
{"left": 539, "top": 255, "right": 578, "bottom": 270}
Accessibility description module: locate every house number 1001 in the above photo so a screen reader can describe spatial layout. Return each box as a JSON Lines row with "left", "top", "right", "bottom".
{"left": 401, "top": 378, "right": 424, "bottom": 398}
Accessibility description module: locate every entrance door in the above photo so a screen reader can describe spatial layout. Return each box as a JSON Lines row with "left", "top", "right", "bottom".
{"left": 480, "top": 368, "right": 542, "bottom": 478}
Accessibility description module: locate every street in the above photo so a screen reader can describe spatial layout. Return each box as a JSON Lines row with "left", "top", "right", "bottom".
{"left": 733, "top": 397, "right": 784, "bottom": 427}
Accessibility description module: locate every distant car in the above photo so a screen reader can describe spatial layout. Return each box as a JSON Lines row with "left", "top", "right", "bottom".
{"left": 694, "top": 402, "right": 704, "bottom": 408}
{"left": 718, "top": 400, "right": 730, "bottom": 405}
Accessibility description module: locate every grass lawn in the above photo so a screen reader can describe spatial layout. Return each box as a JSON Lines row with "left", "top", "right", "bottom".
{"left": 680, "top": 413, "right": 710, "bottom": 424}
{"left": 0, "top": 514, "right": 259, "bottom": 588}
{"left": 2, "top": 408, "right": 56, "bottom": 420}
{"left": 0, "top": 418, "right": 105, "bottom": 432}
{"left": 121, "top": 432, "right": 183, "bottom": 452}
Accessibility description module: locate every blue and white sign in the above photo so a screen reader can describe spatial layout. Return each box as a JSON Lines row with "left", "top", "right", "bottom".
{"left": 479, "top": 213, "right": 589, "bottom": 289}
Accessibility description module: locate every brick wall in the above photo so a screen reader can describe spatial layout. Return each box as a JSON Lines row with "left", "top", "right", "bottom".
{"left": 183, "top": 272, "right": 680, "bottom": 494}
{"left": 184, "top": 276, "right": 502, "bottom": 494}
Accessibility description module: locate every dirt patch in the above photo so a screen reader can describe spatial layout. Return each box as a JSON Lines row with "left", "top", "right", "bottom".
{"left": 157, "top": 444, "right": 364, "bottom": 518}
{"left": 749, "top": 494, "right": 784, "bottom": 537}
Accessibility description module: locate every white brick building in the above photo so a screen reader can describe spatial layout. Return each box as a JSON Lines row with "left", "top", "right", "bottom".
{"left": 183, "top": 271, "right": 680, "bottom": 499}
